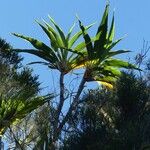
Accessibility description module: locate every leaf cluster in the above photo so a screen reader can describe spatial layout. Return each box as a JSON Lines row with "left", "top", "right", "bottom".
{"left": 12, "top": 4, "right": 140, "bottom": 88}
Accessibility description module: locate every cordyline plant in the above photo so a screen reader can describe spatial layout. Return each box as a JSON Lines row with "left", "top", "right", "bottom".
{"left": 0, "top": 91, "right": 52, "bottom": 136}
{"left": 0, "top": 86, "right": 53, "bottom": 149}
{"left": 12, "top": 4, "right": 139, "bottom": 149}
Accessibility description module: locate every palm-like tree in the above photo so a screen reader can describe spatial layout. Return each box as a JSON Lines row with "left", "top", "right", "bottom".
{"left": 77, "top": 4, "right": 139, "bottom": 88}
{"left": 12, "top": 17, "right": 94, "bottom": 74}
{"left": 12, "top": 4, "right": 138, "bottom": 86}
{"left": 0, "top": 87, "right": 52, "bottom": 136}
{"left": 12, "top": 13, "right": 94, "bottom": 149}
{"left": 12, "top": 4, "right": 139, "bottom": 149}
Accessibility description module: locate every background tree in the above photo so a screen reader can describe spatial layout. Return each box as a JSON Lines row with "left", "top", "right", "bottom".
{"left": 61, "top": 69, "right": 150, "bottom": 150}
{"left": 0, "top": 38, "right": 53, "bottom": 150}
{"left": 6, "top": 104, "right": 51, "bottom": 150}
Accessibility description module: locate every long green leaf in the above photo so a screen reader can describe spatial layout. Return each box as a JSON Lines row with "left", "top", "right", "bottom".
{"left": 48, "top": 16, "right": 69, "bottom": 60}
{"left": 104, "top": 59, "right": 141, "bottom": 70}
{"left": 66, "top": 22, "right": 76, "bottom": 43}
{"left": 107, "top": 38, "right": 123, "bottom": 50}
{"left": 68, "top": 23, "right": 95, "bottom": 48}
{"left": 74, "top": 41, "right": 86, "bottom": 51}
{"left": 74, "top": 37, "right": 96, "bottom": 52}
{"left": 94, "top": 4, "right": 109, "bottom": 52}
{"left": 94, "top": 75, "right": 117, "bottom": 83}
{"left": 79, "top": 20, "right": 93, "bottom": 59}
{"left": 102, "top": 66, "right": 121, "bottom": 76}
{"left": 13, "top": 49, "right": 56, "bottom": 63}
{"left": 48, "top": 15, "right": 67, "bottom": 47}
{"left": 12, "top": 33, "right": 62, "bottom": 62}
{"left": 36, "top": 21, "right": 58, "bottom": 50}
{"left": 43, "top": 20, "right": 64, "bottom": 47}
{"left": 108, "top": 13, "right": 115, "bottom": 43}
{"left": 107, "top": 50, "right": 131, "bottom": 58}
{"left": 12, "top": 33, "right": 52, "bottom": 53}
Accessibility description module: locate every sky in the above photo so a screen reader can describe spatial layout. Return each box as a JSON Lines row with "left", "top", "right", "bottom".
{"left": 1, "top": 0, "right": 150, "bottom": 149}
{"left": 0, "top": 0, "right": 150, "bottom": 93}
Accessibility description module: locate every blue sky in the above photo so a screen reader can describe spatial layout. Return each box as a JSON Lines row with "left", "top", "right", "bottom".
{"left": 0, "top": 0, "right": 150, "bottom": 93}
{"left": 1, "top": 0, "right": 150, "bottom": 148}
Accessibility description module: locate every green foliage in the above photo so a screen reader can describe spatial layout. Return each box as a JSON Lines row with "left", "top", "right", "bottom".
{"left": 12, "top": 4, "right": 139, "bottom": 89}
{"left": 0, "top": 38, "right": 22, "bottom": 68}
{"left": 11, "top": 4, "right": 142, "bottom": 149}
{"left": 12, "top": 18, "right": 94, "bottom": 74}
{"left": 77, "top": 4, "right": 140, "bottom": 87}
{"left": 0, "top": 38, "right": 53, "bottom": 136}
{"left": 0, "top": 92, "right": 52, "bottom": 135}
{"left": 116, "top": 72, "right": 149, "bottom": 120}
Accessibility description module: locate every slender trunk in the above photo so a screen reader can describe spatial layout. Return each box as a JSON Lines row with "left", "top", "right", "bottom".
{"left": 50, "top": 73, "right": 65, "bottom": 150}
{"left": 55, "top": 72, "right": 86, "bottom": 141}
{"left": 45, "top": 134, "right": 49, "bottom": 150}
{"left": 50, "top": 71, "right": 86, "bottom": 149}
{"left": 0, "top": 136, "right": 2, "bottom": 150}
{"left": 58, "top": 76, "right": 86, "bottom": 130}
{"left": 57, "top": 72, "right": 65, "bottom": 122}
{"left": 0, "top": 136, "right": 3, "bottom": 150}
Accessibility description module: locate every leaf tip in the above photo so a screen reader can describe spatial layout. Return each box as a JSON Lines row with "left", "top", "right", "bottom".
{"left": 106, "top": 0, "right": 110, "bottom": 6}
{"left": 75, "top": 14, "right": 80, "bottom": 20}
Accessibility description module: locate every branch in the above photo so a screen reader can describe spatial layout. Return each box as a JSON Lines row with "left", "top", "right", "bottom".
{"left": 56, "top": 72, "right": 65, "bottom": 123}
{"left": 52, "top": 72, "right": 65, "bottom": 142}
{"left": 58, "top": 71, "right": 86, "bottom": 132}
{"left": 9, "top": 127, "right": 24, "bottom": 150}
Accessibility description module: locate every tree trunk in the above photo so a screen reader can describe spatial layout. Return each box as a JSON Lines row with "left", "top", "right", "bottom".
{"left": 49, "top": 72, "right": 86, "bottom": 149}
{"left": 49, "top": 73, "right": 65, "bottom": 150}
{"left": 56, "top": 72, "right": 65, "bottom": 123}
{"left": 0, "top": 136, "right": 4, "bottom": 150}
{"left": 0, "top": 136, "right": 1, "bottom": 150}
{"left": 58, "top": 76, "right": 86, "bottom": 131}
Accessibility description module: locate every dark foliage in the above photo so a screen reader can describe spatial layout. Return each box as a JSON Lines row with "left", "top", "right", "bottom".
{"left": 0, "top": 37, "right": 40, "bottom": 95}
{"left": 0, "top": 38, "right": 22, "bottom": 68}
{"left": 61, "top": 71, "right": 150, "bottom": 150}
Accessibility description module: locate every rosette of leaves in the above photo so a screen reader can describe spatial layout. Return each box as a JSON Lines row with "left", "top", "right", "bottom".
{"left": 77, "top": 4, "right": 140, "bottom": 88}
{"left": 12, "top": 4, "right": 140, "bottom": 89}
{"left": 12, "top": 17, "right": 94, "bottom": 74}
{"left": 0, "top": 92, "right": 53, "bottom": 135}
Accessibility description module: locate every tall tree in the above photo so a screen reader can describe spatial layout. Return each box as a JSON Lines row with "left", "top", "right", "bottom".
{"left": 12, "top": 4, "right": 139, "bottom": 149}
